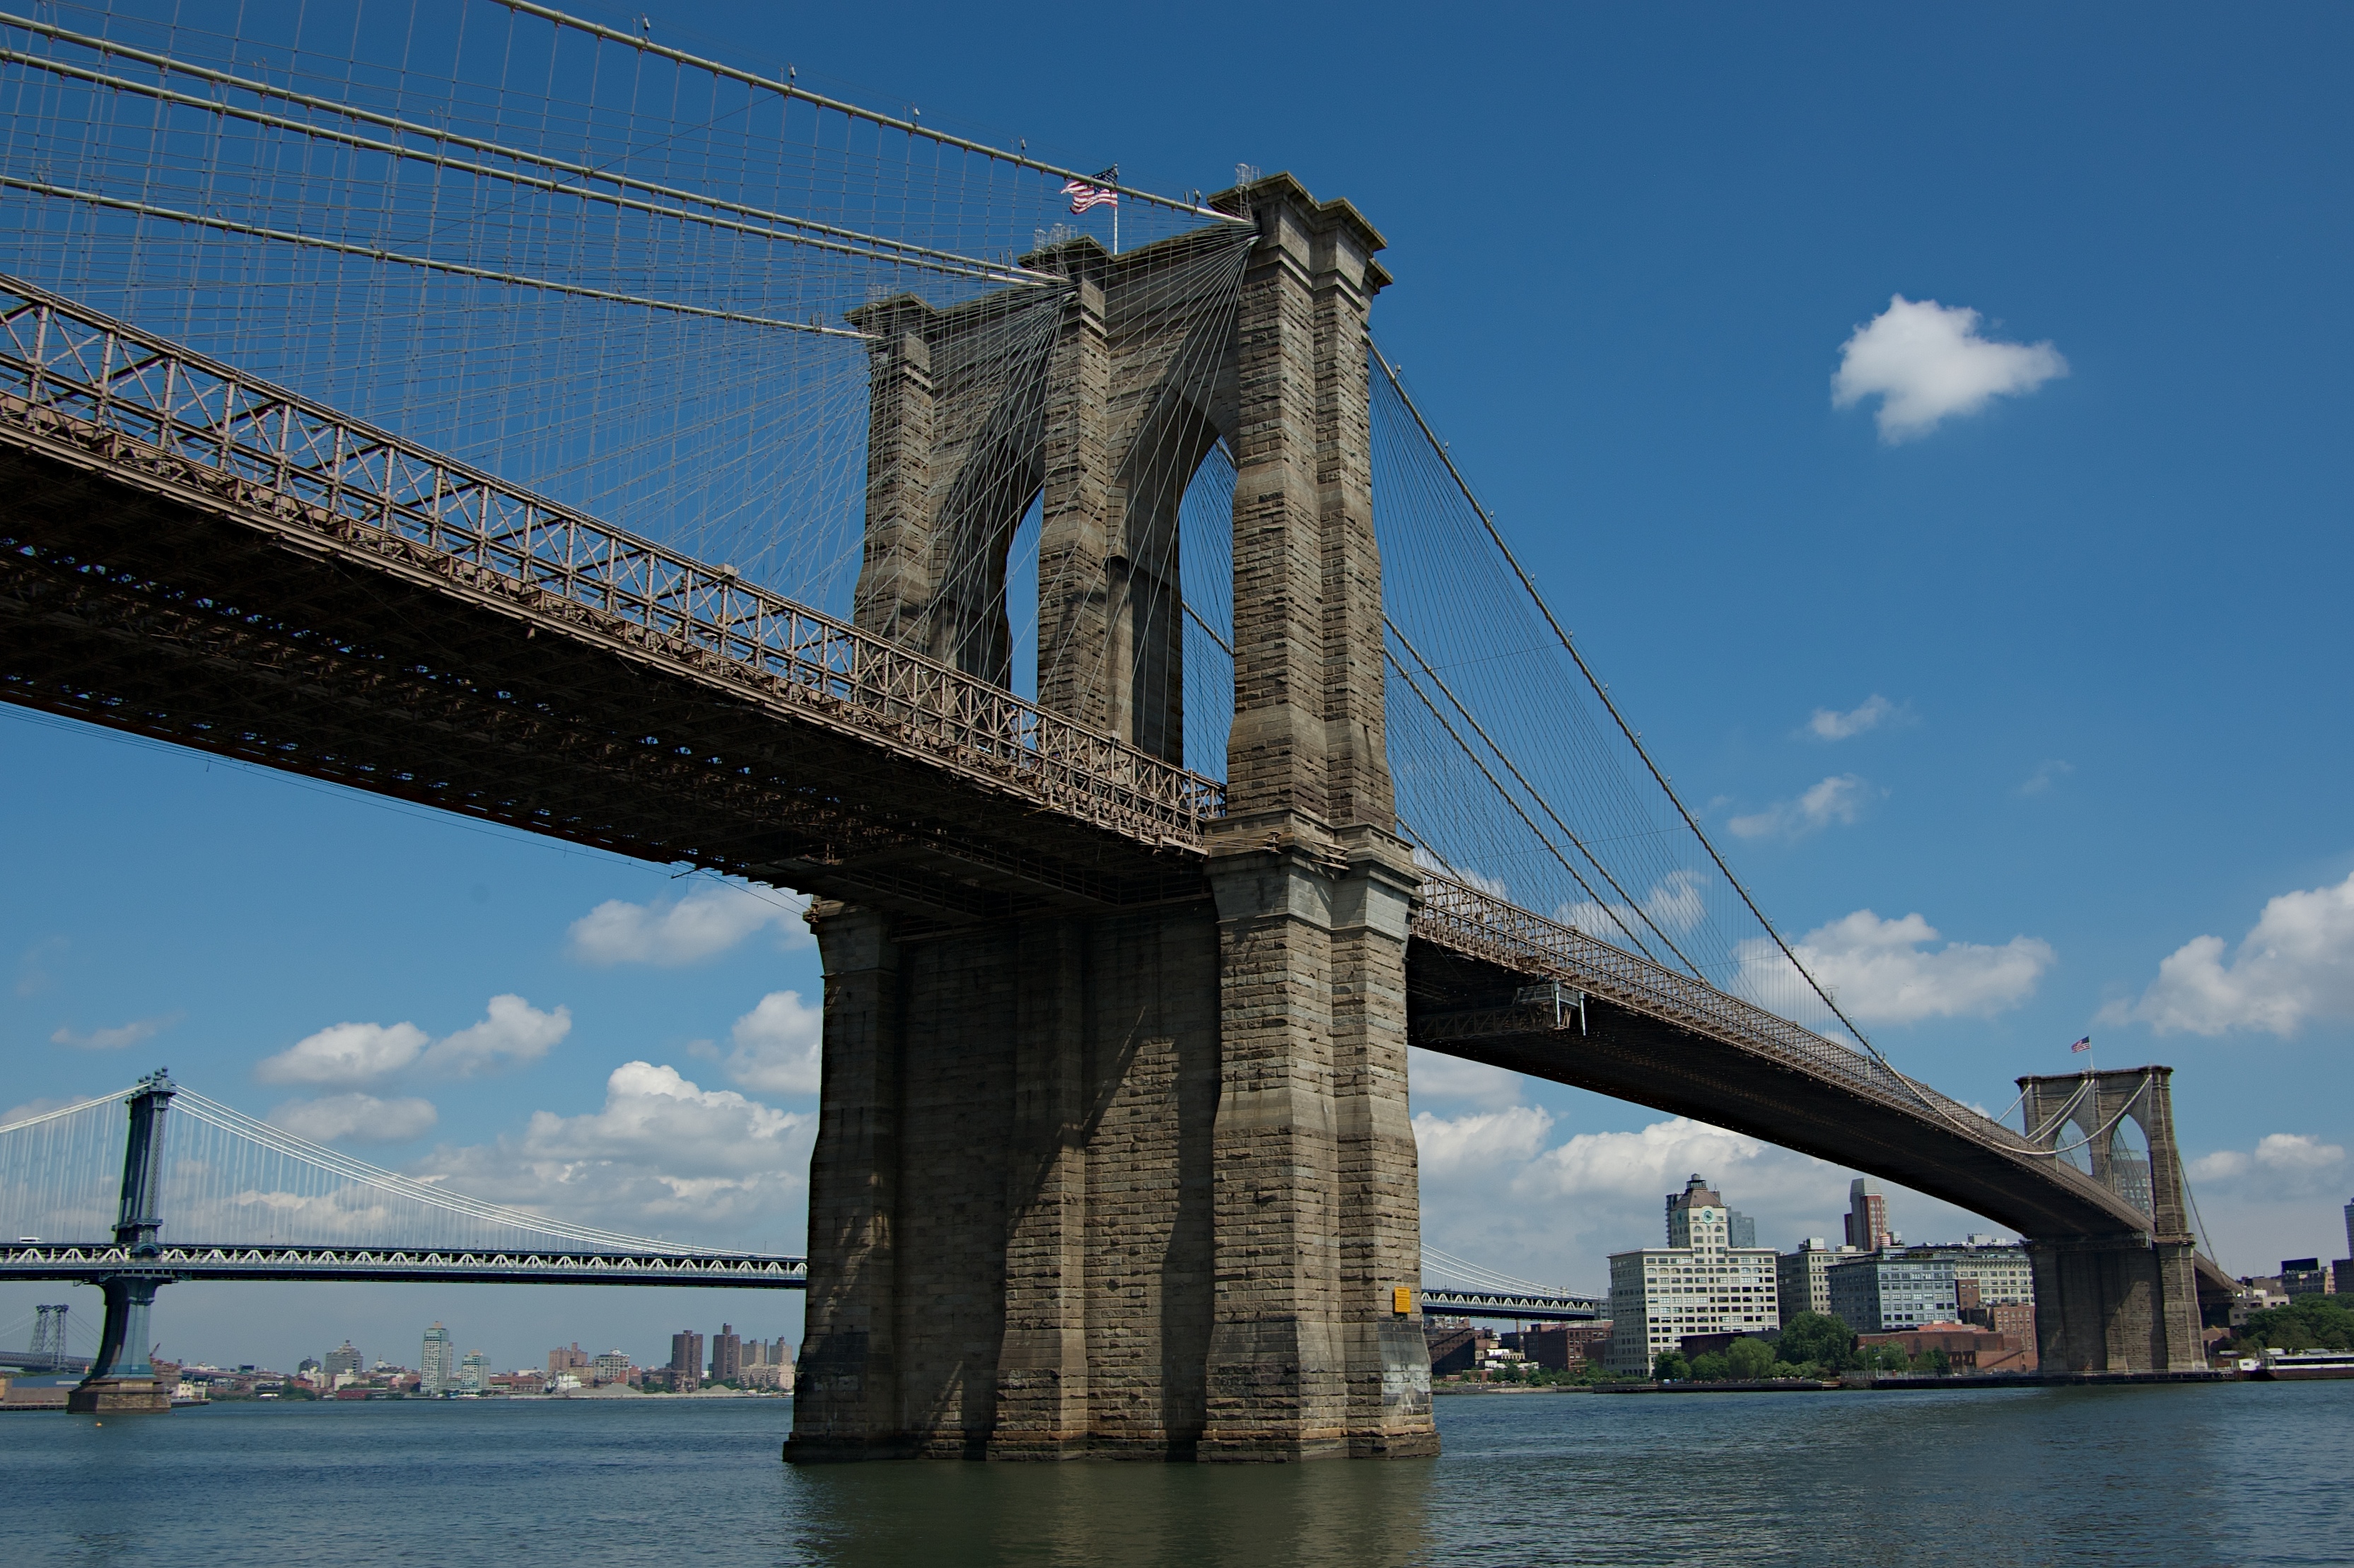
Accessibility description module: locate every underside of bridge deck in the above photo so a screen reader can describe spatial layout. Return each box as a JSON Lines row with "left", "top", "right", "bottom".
{"left": 1407, "top": 942, "right": 2222, "bottom": 1371}
{"left": 1407, "top": 943, "right": 2124, "bottom": 1239}
{"left": 0, "top": 437, "right": 1202, "bottom": 929}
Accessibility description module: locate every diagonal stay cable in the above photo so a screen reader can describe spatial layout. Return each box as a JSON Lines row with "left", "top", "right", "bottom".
{"left": 1370, "top": 345, "right": 2077, "bottom": 1157}
{"left": 1388, "top": 616, "right": 1699, "bottom": 974}
{"left": 1371, "top": 349, "right": 1887, "bottom": 1042}
{"left": 0, "top": 175, "right": 872, "bottom": 337}
{"left": 170, "top": 1092, "right": 757, "bottom": 1256}
{"left": 493, "top": 0, "right": 1248, "bottom": 226}
{"left": 0, "top": 11, "right": 1054, "bottom": 285}
{"left": 1382, "top": 643, "right": 1662, "bottom": 967}
{"left": 0, "top": 47, "right": 1051, "bottom": 290}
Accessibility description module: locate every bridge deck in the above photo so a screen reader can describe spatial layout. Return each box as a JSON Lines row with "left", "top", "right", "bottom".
{"left": 1410, "top": 876, "right": 2231, "bottom": 1297}
{"left": 0, "top": 1243, "right": 808, "bottom": 1289}
{"left": 0, "top": 277, "right": 1213, "bottom": 926}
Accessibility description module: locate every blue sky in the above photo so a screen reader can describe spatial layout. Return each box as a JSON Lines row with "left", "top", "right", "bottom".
{"left": 6, "top": 1, "right": 2351, "bottom": 1370}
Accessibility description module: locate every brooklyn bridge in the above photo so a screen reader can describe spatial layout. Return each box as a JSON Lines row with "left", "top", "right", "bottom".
{"left": 0, "top": 0, "right": 2225, "bottom": 1453}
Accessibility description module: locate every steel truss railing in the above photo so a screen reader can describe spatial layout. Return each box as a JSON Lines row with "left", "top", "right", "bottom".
{"left": 0, "top": 1242, "right": 807, "bottom": 1287}
{"left": 1412, "top": 872, "right": 2148, "bottom": 1220}
{"left": 1419, "top": 1287, "right": 1602, "bottom": 1322}
{"left": 0, "top": 276, "right": 1224, "bottom": 850}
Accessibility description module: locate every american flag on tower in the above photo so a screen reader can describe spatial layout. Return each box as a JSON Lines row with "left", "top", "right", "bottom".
{"left": 2070, "top": 1036, "right": 2092, "bottom": 1053}
{"left": 1064, "top": 171, "right": 1119, "bottom": 214}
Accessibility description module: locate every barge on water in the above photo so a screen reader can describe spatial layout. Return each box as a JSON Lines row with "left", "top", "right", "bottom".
{"left": 2246, "top": 1350, "right": 2354, "bottom": 1381}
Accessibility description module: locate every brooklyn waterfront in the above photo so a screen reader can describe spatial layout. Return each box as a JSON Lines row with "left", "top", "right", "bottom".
{"left": 9, "top": 1385, "right": 2348, "bottom": 1566}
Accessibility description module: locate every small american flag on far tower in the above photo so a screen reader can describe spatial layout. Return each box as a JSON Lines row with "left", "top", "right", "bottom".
{"left": 1064, "top": 170, "right": 1119, "bottom": 213}
{"left": 2070, "top": 1036, "right": 2092, "bottom": 1053}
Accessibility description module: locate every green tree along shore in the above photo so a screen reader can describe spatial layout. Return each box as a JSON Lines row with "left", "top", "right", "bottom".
{"left": 1650, "top": 1311, "right": 1945, "bottom": 1383}
{"left": 2220, "top": 1297, "right": 2354, "bottom": 1356}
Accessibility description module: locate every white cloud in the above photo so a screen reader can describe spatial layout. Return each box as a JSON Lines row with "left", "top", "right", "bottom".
{"left": 1409, "top": 1107, "right": 1997, "bottom": 1294}
{"left": 255, "top": 1020, "right": 429, "bottom": 1087}
{"left": 419, "top": 995, "right": 571, "bottom": 1077}
{"left": 416, "top": 1061, "right": 812, "bottom": 1241}
{"left": 1832, "top": 294, "right": 2068, "bottom": 441}
{"left": 1561, "top": 870, "right": 1709, "bottom": 949}
{"left": 2102, "top": 871, "right": 2354, "bottom": 1038}
{"left": 721, "top": 990, "right": 823, "bottom": 1096}
{"left": 1412, "top": 1105, "right": 1555, "bottom": 1178}
{"left": 2189, "top": 1133, "right": 2345, "bottom": 1195}
{"left": 1413, "top": 846, "right": 1508, "bottom": 899}
{"left": 1806, "top": 695, "right": 1901, "bottom": 741}
{"left": 49, "top": 1012, "right": 177, "bottom": 1051}
{"left": 268, "top": 1092, "right": 439, "bottom": 1145}
{"left": 16, "top": 936, "right": 66, "bottom": 997}
{"left": 1727, "top": 775, "right": 1874, "bottom": 841}
{"left": 1, "top": 1096, "right": 78, "bottom": 1128}
{"left": 1407, "top": 1048, "right": 1525, "bottom": 1111}
{"left": 2017, "top": 759, "right": 2075, "bottom": 797}
{"left": 1740, "top": 910, "right": 2053, "bottom": 1025}
{"left": 567, "top": 881, "right": 810, "bottom": 967}
{"left": 1525, "top": 1117, "right": 1778, "bottom": 1205}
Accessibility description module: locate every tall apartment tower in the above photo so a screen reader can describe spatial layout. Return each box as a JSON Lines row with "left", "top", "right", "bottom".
{"left": 670, "top": 1330, "right": 704, "bottom": 1389}
{"left": 2344, "top": 1198, "right": 2352, "bottom": 1260}
{"left": 711, "top": 1324, "right": 743, "bottom": 1383}
{"left": 1845, "top": 1178, "right": 1892, "bottom": 1252}
{"left": 420, "top": 1322, "right": 455, "bottom": 1395}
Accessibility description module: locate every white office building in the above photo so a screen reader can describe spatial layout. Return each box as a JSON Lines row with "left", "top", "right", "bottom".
{"left": 1607, "top": 1174, "right": 1781, "bottom": 1376}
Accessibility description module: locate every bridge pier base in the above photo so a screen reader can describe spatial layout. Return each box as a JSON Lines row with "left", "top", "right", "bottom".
{"left": 789, "top": 901, "right": 1225, "bottom": 1461}
{"left": 68, "top": 1276, "right": 170, "bottom": 1414}
{"left": 2027, "top": 1236, "right": 2206, "bottom": 1374}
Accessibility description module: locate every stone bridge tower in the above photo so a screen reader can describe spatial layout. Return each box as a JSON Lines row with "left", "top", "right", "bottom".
{"left": 789, "top": 175, "right": 1435, "bottom": 1461}
{"left": 2015, "top": 1067, "right": 2206, "bottom": 1373}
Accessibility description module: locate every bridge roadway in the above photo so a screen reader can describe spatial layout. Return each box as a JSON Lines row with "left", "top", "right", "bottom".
{"left": 0, "top": 275, "right": 2227, "bottom": 1301}
{"left": 0, "top": 1242, "right": 807, "bottom": 1289}
{"left": 1418, "top": 1289, "right": 1600, "bottom": 1323}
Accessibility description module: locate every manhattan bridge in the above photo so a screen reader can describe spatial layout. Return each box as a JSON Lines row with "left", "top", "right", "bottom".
{"left": 0, "top": 0, "right": 2225, "bottom": 1449}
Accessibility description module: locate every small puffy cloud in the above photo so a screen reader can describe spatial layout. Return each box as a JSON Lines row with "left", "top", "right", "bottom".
{"left": 1525, "top": 1117, "right": 1776, "bottom": 1205}
{"left": 1807, "top": 695, "right": 1902, "bottom": 742}
{"left": 50, "top": 1012, "right": 178, "bottom": 1051}
{"left": 568, "top": 881, "right": 810, "bottom": 967}
{"left": 2101, "top": 871, "right": 2354, "bottom": 1038}
{"left": 1728, "top": 775, "right": 1874, "bottom": 841}
{"left": 1740, "top": 911, "right": 2053, "bottom": 1025}
{"left": 1413, "top": 846, "right": 1507, "bottom": 900}
{"left": 256, "top": 1020, "right": 429, "bottom": 1087}
{"left": 1833, "top": 295, "right": 2068, "bottom": 442}
{"left": 2190, "top": 1133, "right": 2345, "bottom": 1194}
{"left": 2017, "top": 759, "right": 2075, "bottom": 797}
{"left": 1408, "top": 1047, "right": 1525, "bottom": 1111}
{"left": 1, "top": 1096, "right": 78, "bottom": 1128}
{"left": 416, "top": 1062, "right": 813, "bottom": 1241}
{"left": 419, "top": 995, "right": 571, "bottom": 1077}
{"left": 721, "top": 990, "right": 823, "bottom": 1096}
{"left": 268, "top": 1092, "right": 439, "bottom": 1145}
{"left": 1412, "top": 1105, "right": 1555, "bottom": 1178}
{"left": 16, "top": 936, "right": 66, "bottom": 997}
{"left": 1561, "top": 870, "right": 1709, "bottom": 949}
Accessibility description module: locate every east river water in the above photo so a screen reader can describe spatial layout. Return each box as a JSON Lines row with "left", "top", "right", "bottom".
{"left": 10, "top": 1383, "right": 2348, "bottom": 1565}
